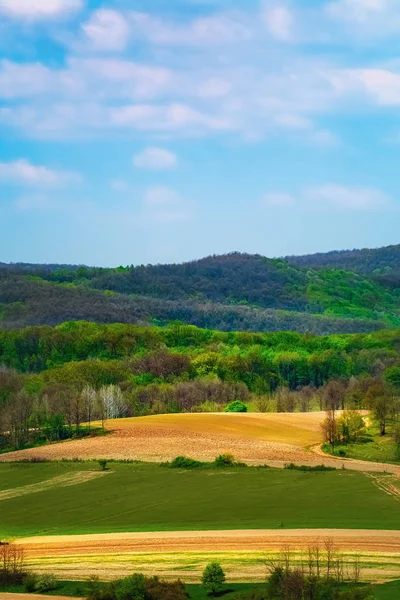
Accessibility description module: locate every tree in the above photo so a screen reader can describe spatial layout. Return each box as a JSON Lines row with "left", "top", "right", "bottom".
{"left": 366, "top": 381, "right": 393, "bottom": 436}
{"left": 321, "top": 409, "right": 338, "bottom": 450}
{"left": 201, "top": 562, "right": 226, "bottom": 595}
{"left": 337, "top": 410, "right": 366, "bottom": 444}
{"left": 116, "top": 573, "right": 146, "bottom": 600}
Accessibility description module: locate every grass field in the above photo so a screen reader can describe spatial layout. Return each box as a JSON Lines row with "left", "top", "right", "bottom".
{"left": 0, "top": 413, "right": 328, "bottom": 464}
{"left": 1, "top": 461, "right": 400, "bottom": 538}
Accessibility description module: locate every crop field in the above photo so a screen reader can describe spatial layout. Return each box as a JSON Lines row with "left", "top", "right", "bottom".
{"left": 0, "top": 412, "right": 340, "bottom": 464}
{"left": 1, "top": 461, "right": 400, "bottom": 539}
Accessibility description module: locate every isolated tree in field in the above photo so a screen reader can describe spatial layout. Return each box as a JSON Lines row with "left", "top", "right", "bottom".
{"left": 201, "top": 562, "right": 226, "bottom": 595}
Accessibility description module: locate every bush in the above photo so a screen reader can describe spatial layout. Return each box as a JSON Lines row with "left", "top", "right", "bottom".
{"left": 116, "top": 573, "right": 146, "bottom": 600}
{"left": 169, "top": 456, "right": 205, "bottom": 469}
{"left": 214, "top": 453, "right": 235, "bottom": 467}
{"left": 24, "top": 572, "right": 38, "bottom": 592}
{"left": 225, "top": 401, "right": 248, "bottom": 413}
{"left": 201, "top": 562, "right": 226, "bottom": 595}
{"left": 99, "top": 459, "right": 108, "bottom": 471}
{"left": 284, "top": 463, "right": 335, "bottom": 472}
{"left": 35, "top": 573, "right": 58, "bottom": 593}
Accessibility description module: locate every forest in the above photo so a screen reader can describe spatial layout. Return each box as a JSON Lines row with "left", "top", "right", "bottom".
{"left": 1, "top": 320, "right": 400, "bottom": 451}
{"left": 1, "top": 244, "right": 400, "bottom": 334}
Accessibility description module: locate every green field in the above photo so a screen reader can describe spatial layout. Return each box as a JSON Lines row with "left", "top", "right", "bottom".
{"left": 1, "top": 462, "right": 400, "bottom": 538}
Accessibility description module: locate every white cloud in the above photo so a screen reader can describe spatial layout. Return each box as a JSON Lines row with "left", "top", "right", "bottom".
{"left": 143, "top": 186, "right": 181, "bottom": 206}
{"left": 262, "top": 184, "right": 391, "bottom": 211}
{"left": 324, "top": 0, "right": 400, "bottom": 37}
{"left": 305, "top": 184, "right": 390, "bottom": 210}
{"left": 0, "top": 159, "right": 80, "bottom": 186}
{"left": 133, "top": 147, "right": 178, "bottom": 170}
{"left": 143, "top": 186, "right": 191, "bottom": 223}
{"left": 327, "top": 68, "right": 400, "bottom": 106}
{"left": 129, "top": 11, "right": 251, "bottom": 45}
{"left": 264, "top": 5, "right": 294, "bottom": 42}
{"left": 0, "top": 0, "right": 82, "bottom": 20}
{"left": 81, "top": 10, "right": 131, "bottom": 52}
{"left": 326, "top": 0, "right": 387, "bottom": 23}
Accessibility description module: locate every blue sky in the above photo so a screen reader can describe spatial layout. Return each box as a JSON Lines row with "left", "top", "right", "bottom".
{"left": 0, "top": 0, "right": 400, "bottom": 266}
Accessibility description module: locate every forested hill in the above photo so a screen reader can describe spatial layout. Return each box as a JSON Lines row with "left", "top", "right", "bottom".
{"left": 286, "top": 243, "right": 400, "bottom": 275}
{"left": 1, "top": 245, "right": 399, "bottom": 334}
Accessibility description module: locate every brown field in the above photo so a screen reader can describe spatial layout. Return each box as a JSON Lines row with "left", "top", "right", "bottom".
{"left": 14, "top": 530, "right": 400, "bottom": 583}
{"left": 0, "top": 412, "right": 327, "bottom": 464}
{"left": 2, "top": 412, "right": 399, "bottom": 475}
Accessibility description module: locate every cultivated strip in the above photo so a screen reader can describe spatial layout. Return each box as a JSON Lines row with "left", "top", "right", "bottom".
{"left": 0, "top": 471, "right": 110, "bottom": 502}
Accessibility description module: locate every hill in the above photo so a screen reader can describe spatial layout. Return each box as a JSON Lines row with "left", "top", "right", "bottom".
{"left": 1, "top": 245, "right": 399, "bottom": 333}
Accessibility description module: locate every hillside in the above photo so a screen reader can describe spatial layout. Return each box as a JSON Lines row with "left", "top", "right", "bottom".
{"left": 286, "top": 243, "right": 400, "bottom": 274}
{"left": 1, "top": 245, "right": 399, "bottom": 334}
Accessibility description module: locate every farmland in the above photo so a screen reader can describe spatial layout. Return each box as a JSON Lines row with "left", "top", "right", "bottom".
{"left": 0, "top": 412, "right": 327, "bottom": 464}
{"left": 1, "top": 461, "right": 400, "bottom": 539}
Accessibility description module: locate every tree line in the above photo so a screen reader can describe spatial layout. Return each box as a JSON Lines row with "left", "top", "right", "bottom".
{"left": 1, "top": 321, "right": 400, "bottom": 451}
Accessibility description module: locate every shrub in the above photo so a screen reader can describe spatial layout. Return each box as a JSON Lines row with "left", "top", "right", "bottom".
{"left": 116, "top": 573, "right": 146, "bottom": 600}
{"left": 145, "top": 576, "right": 189, "bottom": 600}
{"left": 284, "top": 463, "right": 335, "bottom": 472}
{"left": 214, "top": 453, "right": 235, "bottom": 467}
{"left": 98, "top": 459, "right": 108, "bottom": 471}
{"left": 225, "top": 400, "right": 248, "bottom": 413}
{"left": 24, "top": 572, "right": 38, "bottom": 592}
{"left": 201, "top": 562, "right": 226, "bottom": 595}
{"left": 169, "top": 456, "right": 205, "bottom": 469}
{"left": 35, "top": 574, "right": 58, "bottom": 593}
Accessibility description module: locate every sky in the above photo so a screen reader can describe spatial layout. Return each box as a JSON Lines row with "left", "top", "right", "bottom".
{"left": 0, "top": 0, "right": 400, "bottom": 267}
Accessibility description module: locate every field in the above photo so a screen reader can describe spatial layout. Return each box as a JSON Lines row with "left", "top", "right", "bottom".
{"left": 1, "top": 461, "right": 400, "bottom": 539}
{"left": 2, "top": 416, "right": 400, "bottom": 594}
{"left": 0, "top": 413, "right": 327, "bottom": 464}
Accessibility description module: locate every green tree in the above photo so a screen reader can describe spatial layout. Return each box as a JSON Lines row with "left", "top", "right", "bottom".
{"left": 201, "top": 562, "right": 226, "bottom": 595}
{"left": 116, "top": 573, "right": 146, "bottom": 600}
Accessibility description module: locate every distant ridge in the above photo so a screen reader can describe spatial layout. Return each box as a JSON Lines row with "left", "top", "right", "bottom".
{"left": 1, "top": 243, "right": 399, "bottom": 334}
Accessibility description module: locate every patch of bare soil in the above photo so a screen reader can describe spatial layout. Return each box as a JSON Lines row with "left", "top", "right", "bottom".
{"left": 0, "top": 471, "right": 110, "bottom": 502}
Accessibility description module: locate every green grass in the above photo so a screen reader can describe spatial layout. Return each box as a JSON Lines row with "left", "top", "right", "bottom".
{"left": 372, "top": 580, "right": 400, "bottom": 600}
{"left": 325, "top": 421, "right": 400, "bottom": 465}
{"left": 1, "top": 461, "right": 400, "bottom": 538}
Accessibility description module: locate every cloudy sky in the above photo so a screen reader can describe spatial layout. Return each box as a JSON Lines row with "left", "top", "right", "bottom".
{"left": 1, "top": 0, "right": 399, "bottom": 266}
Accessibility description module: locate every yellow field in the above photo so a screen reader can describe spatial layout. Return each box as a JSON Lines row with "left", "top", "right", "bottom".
{"left": 0, "top": 412, "right": 327, "bottom": 464}
{"left": 17, "top": 529, "right": 400, "bottom": 583}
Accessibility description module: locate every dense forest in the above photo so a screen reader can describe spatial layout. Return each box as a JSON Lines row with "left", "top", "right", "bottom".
{"left": 1, "top": 320, "right": 400, "bottom": 450}
{"left": 1, "top": 244, "right": 400, "bottom": 334}
{"left": 286, "top": 243, "right": 400, "bottom": 275}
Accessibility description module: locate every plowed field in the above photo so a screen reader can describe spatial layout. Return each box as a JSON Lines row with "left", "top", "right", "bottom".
{"left": 0, "top": 412, "right": 327, "bottom": 463}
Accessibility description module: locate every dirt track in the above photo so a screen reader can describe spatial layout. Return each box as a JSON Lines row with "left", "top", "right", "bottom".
{"left": 16, "top": 529, "right": 400, "bottom": 556}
